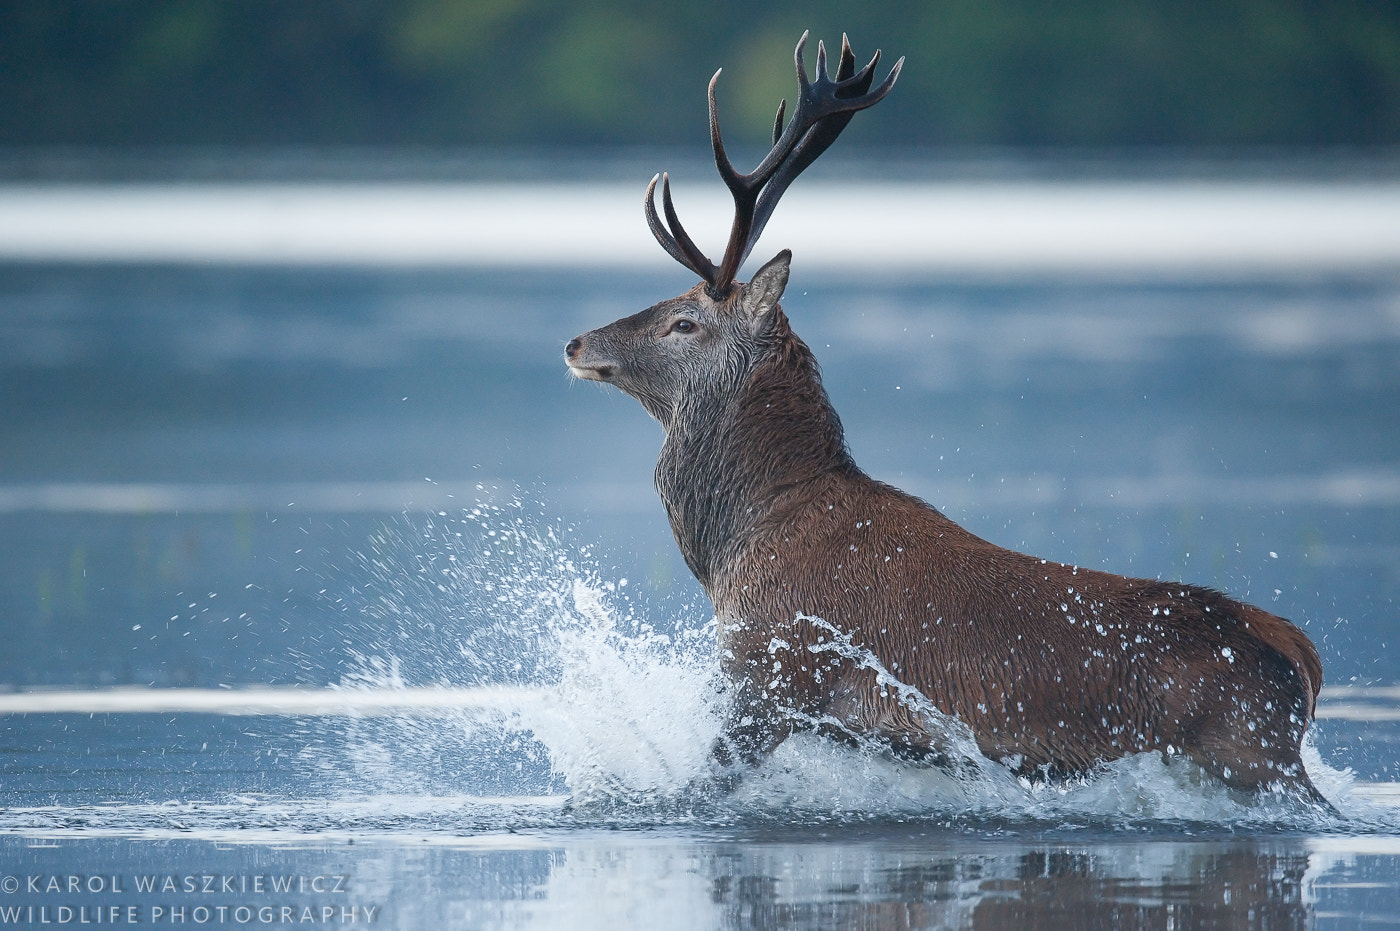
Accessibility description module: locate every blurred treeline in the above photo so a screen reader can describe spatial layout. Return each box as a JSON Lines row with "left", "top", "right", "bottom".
{"left": 3, "top": 0, "right": 1399, "bottom": 148}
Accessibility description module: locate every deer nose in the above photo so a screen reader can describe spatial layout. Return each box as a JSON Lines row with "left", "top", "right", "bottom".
{"left": 565, "top": 337, "right": 583, "bottom": 359}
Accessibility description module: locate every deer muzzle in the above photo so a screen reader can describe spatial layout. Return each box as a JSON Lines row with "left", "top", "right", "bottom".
{"left": 564, "top": 335, "right": 615, "bottom": 382}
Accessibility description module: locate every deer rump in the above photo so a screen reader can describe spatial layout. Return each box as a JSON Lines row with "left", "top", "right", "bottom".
{"left": 564, "top": 33, "right": 1329, "bottom": 805}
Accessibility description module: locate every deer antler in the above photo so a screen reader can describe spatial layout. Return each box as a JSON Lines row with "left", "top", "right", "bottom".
{"left": 645, "top": 32, "right": 903, "bottom": 299}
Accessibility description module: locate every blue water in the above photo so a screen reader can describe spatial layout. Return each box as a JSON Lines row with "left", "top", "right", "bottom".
{"left": 2, "top": 248, "right": 1400, "bottom": 926}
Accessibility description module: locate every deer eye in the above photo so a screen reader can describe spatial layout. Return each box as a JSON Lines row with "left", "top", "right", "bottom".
{"left": 669, "top": 318, "right": 698, "bottom": 335}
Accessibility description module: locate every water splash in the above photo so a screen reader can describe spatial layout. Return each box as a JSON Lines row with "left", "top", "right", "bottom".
{"left": 315, "top": 496, "right": 1357, "bottom": 829}
{"left": 323, "top": 498, "right": 724, "bottom": 808}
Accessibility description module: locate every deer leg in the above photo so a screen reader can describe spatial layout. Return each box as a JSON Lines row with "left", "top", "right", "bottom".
{"left": 1184, "top": 732, "right": 1337, "bottom": 813}
{"left": 814, "top": 676, "right": 983, "bottom": 773}
{"left": 711, "top": 680, "right": 794, "bottom": 768}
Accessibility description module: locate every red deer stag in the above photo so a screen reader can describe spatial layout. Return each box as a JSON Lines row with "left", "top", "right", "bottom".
{"left": 564, "top": 33, "right": 1329, "bottom": 805}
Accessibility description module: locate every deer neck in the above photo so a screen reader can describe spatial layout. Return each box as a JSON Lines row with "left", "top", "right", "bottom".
{"left": 655, "top": 313, "right": 854, "bottom": 589}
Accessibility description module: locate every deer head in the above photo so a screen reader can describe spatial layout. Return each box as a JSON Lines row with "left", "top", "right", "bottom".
{"left": 564, "top": 33, "right": 902, "bottom": 428}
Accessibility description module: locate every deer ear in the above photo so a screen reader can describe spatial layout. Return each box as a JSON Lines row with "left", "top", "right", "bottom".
{"left": 740, "top": 249, "right": 791, "bottom": 320}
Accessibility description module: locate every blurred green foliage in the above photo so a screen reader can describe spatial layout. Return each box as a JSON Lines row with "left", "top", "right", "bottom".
{"left": 3, "top": 0, "right": 1398, "bottom": 147}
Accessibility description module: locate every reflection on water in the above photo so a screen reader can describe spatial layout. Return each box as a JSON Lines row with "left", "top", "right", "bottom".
{"left": 704, "top": 840, "right": 1313, "bottom": 930}
{"left": 2, "top": 830, "right": 1394, "bottom": 929}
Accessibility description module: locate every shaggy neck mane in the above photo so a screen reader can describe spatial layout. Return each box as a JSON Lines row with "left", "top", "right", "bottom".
{"left": 656, "top": 308, "right": 856, "bottom": 588}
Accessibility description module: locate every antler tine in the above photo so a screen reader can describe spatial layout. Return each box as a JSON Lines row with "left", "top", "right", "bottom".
{"left": 836, "top": 34, "right": 881, "bottom": 93}
{"left": 836, "top": 34, "right": 857, "bottom": 83}
{"left": 792, "top": 30, "right": 813, "bottom": 94}
{"left": 644, "top": 173, "right": 715, "bottom": 281}
{"left": 708, "top": 68, "right": 743, "bottom": 194}
{"left": 706, "top": 67, "right": 774, "bottom": 294}
{"left": 659, "top": 173, "right": 717, "bottom": 280}
{"left": 855, "top": 52, "right": 903, "bottom": 106}
{"left": 643, "top": 174, "right": 687, "bottom": 269}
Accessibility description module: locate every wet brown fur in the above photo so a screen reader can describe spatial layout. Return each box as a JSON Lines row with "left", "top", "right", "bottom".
{"left": 566, "top": 257, "right": 1327, "bottom": 803}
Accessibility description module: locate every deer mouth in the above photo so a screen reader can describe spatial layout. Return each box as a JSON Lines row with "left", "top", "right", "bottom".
{"left": 568, "top": 362, "right": 615, "bottom": 382}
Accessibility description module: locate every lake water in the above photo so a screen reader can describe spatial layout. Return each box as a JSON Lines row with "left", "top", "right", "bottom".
{"left": 1, "top": 178, "right": 1399, "bottom": 927}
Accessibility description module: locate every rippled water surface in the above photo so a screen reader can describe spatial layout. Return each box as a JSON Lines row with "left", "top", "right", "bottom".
{"left": 2, "top": 187, "right": 1399, "bottom": 926}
